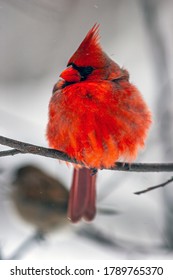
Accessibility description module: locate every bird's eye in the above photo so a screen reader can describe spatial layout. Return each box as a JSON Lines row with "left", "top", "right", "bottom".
{"left": 79, "top": 66, "right": 94, "bottom": 76}
{"left": 67, "top": 63, "right": 94, "bottom": 80}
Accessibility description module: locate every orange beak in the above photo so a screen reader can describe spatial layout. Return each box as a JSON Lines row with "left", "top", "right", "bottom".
{"left": 60, "top": 66, "right": 81, "bottom": 82}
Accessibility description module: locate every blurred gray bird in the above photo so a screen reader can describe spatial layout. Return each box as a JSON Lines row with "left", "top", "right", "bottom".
{"left": 12, "top": 165, "right": 69, "bottom": 233}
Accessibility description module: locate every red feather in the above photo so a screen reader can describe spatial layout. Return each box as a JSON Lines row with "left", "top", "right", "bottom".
{"left": 68, "top": 168, "right": 96, "bottom": 222}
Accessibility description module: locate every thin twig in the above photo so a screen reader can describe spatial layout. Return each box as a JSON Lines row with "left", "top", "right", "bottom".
{"left": 0, "top": 135, "right": 77, "bottom": 164}
{"left": 134, "top": 176, "right": 173, "bottom": 195}
{"left": 6, "top": 231, "right": 45, "bottom": 260}
{"left": 1, "top": 135, "right": 173, "bottom": 172}
{"left": 0, "top": 149, "right": 24, "bottom": 157}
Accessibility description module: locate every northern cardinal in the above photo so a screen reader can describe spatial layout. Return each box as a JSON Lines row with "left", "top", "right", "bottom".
{"left": 47, "top": 24, "right": 152, "bottom": 223}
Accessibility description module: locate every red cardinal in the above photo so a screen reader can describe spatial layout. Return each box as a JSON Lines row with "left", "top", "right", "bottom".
{"left": 47, "top": 24, "right": 152, "bottom": 223}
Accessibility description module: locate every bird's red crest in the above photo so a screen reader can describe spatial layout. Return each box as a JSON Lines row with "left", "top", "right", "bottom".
{"left": 77, "top": 23, "right": 100, "bottom": 51}
{"left": 68, "top": 23, "right": 105, "bottom": 68}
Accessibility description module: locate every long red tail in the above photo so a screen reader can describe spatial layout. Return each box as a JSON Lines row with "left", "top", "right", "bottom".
{"left": 68, "top": 167, "right": 96, "bottom": 223}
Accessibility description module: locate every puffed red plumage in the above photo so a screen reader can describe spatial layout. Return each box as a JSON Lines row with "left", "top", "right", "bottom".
{"left": 47, "top": 24, "right": 152, "bottom": 222}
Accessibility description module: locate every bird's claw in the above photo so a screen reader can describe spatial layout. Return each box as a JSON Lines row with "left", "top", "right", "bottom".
{"left": 90, "top": 168, "right": 98, "bottom": 176}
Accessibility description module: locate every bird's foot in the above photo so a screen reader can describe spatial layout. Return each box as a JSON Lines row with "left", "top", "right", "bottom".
{"left": 90, "top": 168, "right": 98, "bottom": 176}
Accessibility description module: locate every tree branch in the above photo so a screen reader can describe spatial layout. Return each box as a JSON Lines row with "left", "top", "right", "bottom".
{"left": 0, "top": 135, "right": 77, "bottom": 163}
{"left": 1, "top": 135, "right": 173, "bottom": 172}
{"left": 0, "top": 149, "right": 24, "bottom": 157}
{"left": 134, "top": 176, "right": 173, "bottom": 195}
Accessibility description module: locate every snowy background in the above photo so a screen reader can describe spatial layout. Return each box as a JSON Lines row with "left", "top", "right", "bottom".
{"left": 0, "top": 0, "right": 173, "bottom": 259}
